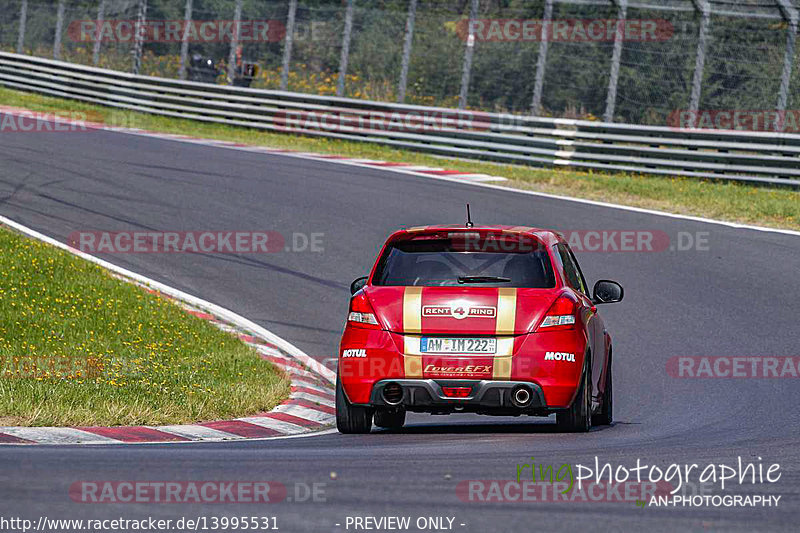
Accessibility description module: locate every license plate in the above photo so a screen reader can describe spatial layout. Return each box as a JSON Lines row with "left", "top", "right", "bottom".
{"left": 420, "top": 337, "right": 496, "bottom": 354}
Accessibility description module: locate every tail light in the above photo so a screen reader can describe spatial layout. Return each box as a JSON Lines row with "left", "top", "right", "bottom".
{"left": 536, "top": 293, "right": 577, "bottom": 331}
{"left": 347, "top": 292, "right": 381, "bottom": 329}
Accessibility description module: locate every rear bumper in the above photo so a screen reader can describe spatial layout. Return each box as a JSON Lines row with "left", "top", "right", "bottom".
{"left": 339, "top": 326, "right": 586, "bottom": 408}
{"left": 365, "top": 379, "right": 550, "bottom": 416}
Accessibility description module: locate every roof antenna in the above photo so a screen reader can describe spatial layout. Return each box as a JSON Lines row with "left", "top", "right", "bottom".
{"left": 465, "top": 203, "right": 474, "bottom": 228}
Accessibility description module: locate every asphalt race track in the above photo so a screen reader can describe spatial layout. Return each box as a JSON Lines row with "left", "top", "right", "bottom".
{"left": 1, "top": 115, "right": 799, "bottom": 532}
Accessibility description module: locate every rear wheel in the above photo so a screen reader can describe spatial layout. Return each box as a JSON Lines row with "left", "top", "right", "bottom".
{"left": 556, "top": 357, "right": 592, "bottom": 432}
{"left": 373, "top": 409, "right": 406, "bottom": 429}
{"left": 595, "top": 353, "right": 613, "bottom": 426}
{"left": 336, "top": 375, "right": 373, "bottom": 434}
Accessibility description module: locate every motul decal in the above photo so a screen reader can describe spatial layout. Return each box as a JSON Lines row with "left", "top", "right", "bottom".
{"left": 545, "top": 351, "right": 576, "bottom": 362}
{"left": 341, "top": 349, "right": 366, "bottom": 358}
{"left": 422, "top": 305, "right": 497, "bottom": 320}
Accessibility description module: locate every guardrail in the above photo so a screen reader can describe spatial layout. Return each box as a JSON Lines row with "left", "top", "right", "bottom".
{"left": 2, "top": 51, "right": 799, "bottom": 188}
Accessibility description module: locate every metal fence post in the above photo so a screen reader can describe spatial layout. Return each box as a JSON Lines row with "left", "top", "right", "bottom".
{"left": 603, "top": 0, "right": 627, "bottom": 123}
{"left": 776, "top": 1, "right": 798, "bottom": 115}
{"left": 227, "top": 0, "right": 243, "bottom": 84}
{"left": 93, "top": 0, "right": 106, "bottom": 66}
{"left": 280, "top": 0, "right": 298, "bottom": 91}
{"left": 530, "top": 0, "right": 553, "bottom": 115}
{"left": 337, "top": 0, "right": 355, "bottom": 97}
{"left": 397, "top": 0, "right": 417, "bottom": 103}
{"left": 688, "top": 0, "right": 710, "bottom": 128}
{"left": 54, "top": 0, "right": 66, "bottom": 60}
{"left": 178, "top": 0, "right": 193, "bottom": 80}
{"left": 132, "top": 0, "right": 147, "bottom": 75}
{"left": 17, "top": 0, "right": 28, "bottom": 54}
{"left": 458, "top": 0, "right": 479, "bottom": 110}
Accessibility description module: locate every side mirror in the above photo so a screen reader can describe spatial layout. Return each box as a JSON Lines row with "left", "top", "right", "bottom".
{"left": 592, "top": 280, "right": 624, "bottom": 304}
{"left": 350, "top": 276, "right": 368, "bottom": 295}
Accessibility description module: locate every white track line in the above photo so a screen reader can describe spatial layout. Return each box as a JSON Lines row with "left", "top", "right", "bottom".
{"left": 1, "top": 103, "right": 798, "bottom": 238}
{"left": 83, "top": 114, "right": 800, "bottom": 238}
{"left": 276, "top": 155, "right": 800, "bottom": 238}
{"left": 457, "top": 174, "right": 509, "bottom": 182}
{"left": 133, "top": 129, "right": 800, "bottom": 238}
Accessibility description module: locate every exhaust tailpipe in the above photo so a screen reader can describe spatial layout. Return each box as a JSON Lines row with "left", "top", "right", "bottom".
{"left": 382, "top": 382, "right": 403, "bottom": 406}
{"left": 511, "top": 386, "right": 532, "bottom": 408}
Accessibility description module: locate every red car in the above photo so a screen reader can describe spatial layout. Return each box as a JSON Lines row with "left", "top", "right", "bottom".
{"left": 336, "top": 224, "right": 623, "bottom": 433}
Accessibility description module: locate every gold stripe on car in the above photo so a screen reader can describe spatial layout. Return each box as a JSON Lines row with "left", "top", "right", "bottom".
{"left": 403, "top": 286, "right": 423, "bottom": 334}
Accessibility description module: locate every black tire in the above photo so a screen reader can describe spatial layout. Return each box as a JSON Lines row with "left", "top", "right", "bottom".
{"left": 556, "top": 357, "right": 592, "bottom": 432}
{"left": 595, "top": 352, "right": 613, "bottom": 426}
{"left": 373, "top": 409, "right": 406, "bottom": 429}
{"left": 336, "top": 375, "right": 373, "bottom": 434}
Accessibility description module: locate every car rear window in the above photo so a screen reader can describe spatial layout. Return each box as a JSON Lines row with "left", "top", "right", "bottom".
{"left": 373, "top": 237, "right": 556, "bottom": 288}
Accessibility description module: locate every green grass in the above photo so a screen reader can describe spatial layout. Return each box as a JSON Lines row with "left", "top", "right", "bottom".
{"left": 0, "top": 225, "right": 290, "bottom": 427}
{"left": 1, "top": 86, "right": 799, "bottom": 231}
